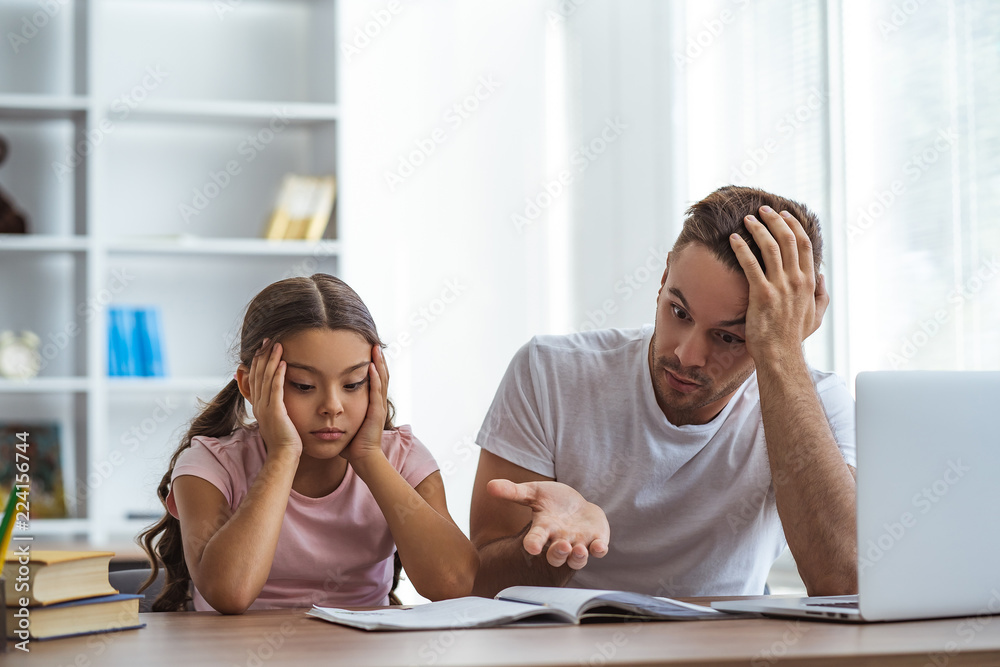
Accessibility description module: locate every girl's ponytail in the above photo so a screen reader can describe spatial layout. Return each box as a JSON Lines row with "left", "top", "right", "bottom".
{"left": 138, "top": 379, "right": 248, "bottom": 611}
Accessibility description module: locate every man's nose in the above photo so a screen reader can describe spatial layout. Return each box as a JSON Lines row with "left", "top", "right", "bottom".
{"left": 674, "top": 330, "right": 708, "bottom": 369}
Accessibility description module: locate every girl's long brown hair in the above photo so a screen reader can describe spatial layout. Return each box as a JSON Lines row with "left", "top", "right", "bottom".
{"left": 138, "top": 274, "right": 395, "bottom": 611}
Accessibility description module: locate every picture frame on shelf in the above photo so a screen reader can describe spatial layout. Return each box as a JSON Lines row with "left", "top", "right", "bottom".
{"left": 263, "top": 175, "right": 336, "bottom": 242}
{"left": 0, "top": 135, "right": 29, "bottom": 235}
{"left": 0, "top": 422, "right": 68, "bottom": 519}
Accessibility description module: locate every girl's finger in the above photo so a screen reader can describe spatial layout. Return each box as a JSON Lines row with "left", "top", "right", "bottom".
{"left": 260, "top": 343, "right": 282, "bottom": 409}
{"left": 248, "top": 351, "right": 261, "bottom": 407}
{"left": 269, "top": 360, "right": 285, "bottom": 412}
{"left": 374, "top": 346, "right": 389, "bottom": 403}
{"left": 360, "top": 361, "right": 382, "bottom": 428}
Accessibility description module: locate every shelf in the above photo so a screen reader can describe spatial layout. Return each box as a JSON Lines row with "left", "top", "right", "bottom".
{"left": 0, "top": 377, "right": 90, "bottom": 393}
{"left": 0, "top": 235, "right": 90, "bottom": 253}
{"left": 0, "top": 0, "right": 342, "bottom": 546}
{"left": 0, "top": 94, "right": 90, "bottom": 120}
{"left": 12, "top": 519, "right": 91, "bottom": 536}
{"left": 115, "top": 100, "right": 339, "bottom": 125}
{"left": 106, "top": 376, "right": 232, "bottom": 393}
{"left": 104, "top": 237, "right": 341, "bottom": 257}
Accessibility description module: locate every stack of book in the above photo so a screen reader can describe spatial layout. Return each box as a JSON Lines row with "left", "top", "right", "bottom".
{"left": 3, "top": 551, "right": 143, "bottom": 641}
{"left": 107, "top": 306, "right": 166, "bottom": 377}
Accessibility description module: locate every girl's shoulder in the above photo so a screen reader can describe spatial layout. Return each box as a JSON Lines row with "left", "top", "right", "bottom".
{"left": 182, "top": 424, "right": 266, "bottom": 472}
{"left": 380, "top": 423, "right": 416, "bottom": 454}
{"left": 380, "top": 425, "right": 439, "bottom": 482}
{"left": 190, "top": 423, "right": 262, "bottom": 449}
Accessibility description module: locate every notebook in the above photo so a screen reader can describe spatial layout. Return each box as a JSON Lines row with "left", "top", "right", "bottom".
{"left": 713, "top": 371, "right": 1000, "bottom": 622}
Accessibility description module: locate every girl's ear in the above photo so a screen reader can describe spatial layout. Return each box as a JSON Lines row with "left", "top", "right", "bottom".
{"left": 235, "top": 365, "right": 252, "bottom": 402}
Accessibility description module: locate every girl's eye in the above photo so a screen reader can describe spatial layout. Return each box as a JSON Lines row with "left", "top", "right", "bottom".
{"left": 344, "top": 377, "right": 370, "bottom": 392}
{"left": 290, "top": 382, "right": 313, "bottom": 391}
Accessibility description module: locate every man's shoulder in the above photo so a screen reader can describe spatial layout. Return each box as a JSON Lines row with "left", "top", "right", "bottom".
{"left": 807, "top": 366, "right": 851, "bottom": 395}
{"left": 522, "top": 326, "right": 650, "bottom": 360}
{"left": 733, "top": 366, "right": 851, "bottom": 415}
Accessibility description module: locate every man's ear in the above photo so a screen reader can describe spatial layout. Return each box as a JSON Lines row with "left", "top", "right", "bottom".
{"left": 657, "top": 252, "right": 672, "bottom": 296}
{"left": 235, "top": 365, "right": 252, "bottom": 402}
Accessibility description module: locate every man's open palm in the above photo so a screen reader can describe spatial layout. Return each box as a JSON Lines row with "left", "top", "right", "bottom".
{"left": 487, "top": 479, "right": 610, "bottom": 570}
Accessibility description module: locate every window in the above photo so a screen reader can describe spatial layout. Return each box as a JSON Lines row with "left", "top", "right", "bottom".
{"left": 681, "top": 0, "right": 1000, "bottom": 378}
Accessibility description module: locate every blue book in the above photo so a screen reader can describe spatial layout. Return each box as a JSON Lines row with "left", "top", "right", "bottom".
{"left": 107, "top": 307, "right": 130, "bottom": 377}
{"left": 117, "top": 307, "right": 137, "bottom": 376}
{"left": 106, "top": 308, "right": 118, "bottom": 376}
{"left": 132, "top": 308, "right": 152, "bottom": 376}
{"left": 143, "top": 306, "right": 166, "bottom": 377}
{"left": 6, "top": 593, "right": 145, "bottom": 641}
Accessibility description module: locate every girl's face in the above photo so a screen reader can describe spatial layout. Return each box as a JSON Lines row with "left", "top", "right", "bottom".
{"left": 278, "top": 328, "right": 373, "bottom": 460}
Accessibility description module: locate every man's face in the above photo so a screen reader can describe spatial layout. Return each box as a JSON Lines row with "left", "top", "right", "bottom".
{"left": 649, "top": 243, "right": 755, "bottom": 426}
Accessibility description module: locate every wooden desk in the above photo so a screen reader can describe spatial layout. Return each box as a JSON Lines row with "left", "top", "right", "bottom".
{"left": 5, "top": 602, "right": 1000, "bottom": 666}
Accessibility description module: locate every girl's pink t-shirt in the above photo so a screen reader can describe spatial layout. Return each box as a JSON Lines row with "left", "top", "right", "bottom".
{"left": 165, "top": 424, "right": 438, "bottom": 612}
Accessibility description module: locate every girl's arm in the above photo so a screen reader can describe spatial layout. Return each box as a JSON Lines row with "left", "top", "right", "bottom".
{"left": 347, "top": 347, "right": 479, "bottom": 600}
{"left": 356, "top": 462, "right": 479, "bottom": 600}
{"left": 172, "top": 450, "right": 298, "bottom": 614}
{"left": 174, "top": 342, "right": 302, "bottom": 614}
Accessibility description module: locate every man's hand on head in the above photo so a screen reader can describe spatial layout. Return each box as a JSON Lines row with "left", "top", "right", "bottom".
{"left": 729, "top": 205, "right": 830, "bottom": 362}
{"left": 487, "top": 479, "right": 610, "bottom": 570}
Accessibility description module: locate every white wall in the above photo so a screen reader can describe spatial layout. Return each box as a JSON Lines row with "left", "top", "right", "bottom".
{"left": 563, "top": 1, "right": 688, "bottom": 333}
{"left": 338, "top": 0, "right": 563, "bottom": 550}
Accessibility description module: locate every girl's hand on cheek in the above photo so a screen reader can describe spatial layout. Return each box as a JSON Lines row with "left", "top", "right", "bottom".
{"left": 342, "top": 345, "right": 389, "bottom": 469}
{"left": 247, "top": 341, "right": 303, "bottom": 458}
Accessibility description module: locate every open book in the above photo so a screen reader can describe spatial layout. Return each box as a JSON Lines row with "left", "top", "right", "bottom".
{"left": 306, "top": 586, "right": 728, "bottom": 631}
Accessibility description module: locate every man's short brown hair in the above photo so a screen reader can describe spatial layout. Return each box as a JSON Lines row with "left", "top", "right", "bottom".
{"left": 673, "top": 186, "right": 823, "bottom": 275}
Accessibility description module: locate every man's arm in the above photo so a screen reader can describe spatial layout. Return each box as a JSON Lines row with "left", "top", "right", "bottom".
{"left": 470, "top": 450, "right": 609, "bottom": 597}
{"left": 731, "top": 206, "right": 857, "bottom": 596}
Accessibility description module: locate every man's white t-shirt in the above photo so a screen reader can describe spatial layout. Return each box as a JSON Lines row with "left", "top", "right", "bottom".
{"left": 477, "top": 325, "right": 856, "bottom": 597}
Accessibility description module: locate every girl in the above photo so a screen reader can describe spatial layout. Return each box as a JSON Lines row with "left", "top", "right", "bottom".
{"left": 139, "top": 274, "right": 478, "bottom": 613}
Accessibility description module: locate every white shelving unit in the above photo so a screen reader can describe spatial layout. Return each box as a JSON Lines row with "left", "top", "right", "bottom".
{"left": 0, "top": 0, "right": 340, "bottom": 544}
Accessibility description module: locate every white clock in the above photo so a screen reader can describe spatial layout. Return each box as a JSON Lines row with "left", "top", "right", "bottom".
{"left": 0, "top": 330, "right": 42, "bottom": 380}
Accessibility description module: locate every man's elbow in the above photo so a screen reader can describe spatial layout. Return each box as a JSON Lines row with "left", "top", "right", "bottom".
{"left": 804, "top": 565, "right": 858, "bottom": 597}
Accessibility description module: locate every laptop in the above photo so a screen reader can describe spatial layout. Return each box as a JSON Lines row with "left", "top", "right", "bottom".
{"left": 712, "top": 371, "right": 1000, "bottom": 622}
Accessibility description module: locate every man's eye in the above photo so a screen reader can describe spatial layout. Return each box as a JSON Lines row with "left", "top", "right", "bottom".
{"left": 718, "top": 332, "right": 744, "bottom": 345}
{"left": 671, "top": 305, "right": 689, "bottom": 320}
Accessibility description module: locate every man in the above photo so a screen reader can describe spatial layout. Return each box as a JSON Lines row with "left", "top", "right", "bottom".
{"left": 470, "top": 186, "right": 857, "bottom": 598}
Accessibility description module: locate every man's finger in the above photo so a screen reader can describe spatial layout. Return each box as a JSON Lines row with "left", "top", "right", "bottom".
{"left": 523, "top": 523, "right": 550, "bottom": 556}
{"left": 545, "top": 540, "right": 572, "bottom": 568}
{"left": 816, "top": 273, "right": 828, "bottom": 301}
{"left": 567, "top": 544, "right": 589, "bottom": 570}
{"left": 813, "top": 274, "right": 831, "bottom": 334}
{"left": 782, "top": 210, "right": 815, "bottom": 277}
{"left": 730, "top": 232, "right": 767, "bottom": 284}
{"left": 487, "top": 479, "right": 537, "bottom": 507}
{"left": 589, "top": 538, "right": 609, "bottom": 558}
{"left": 754, "top": 206, "right": 799, "bottom": 271}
